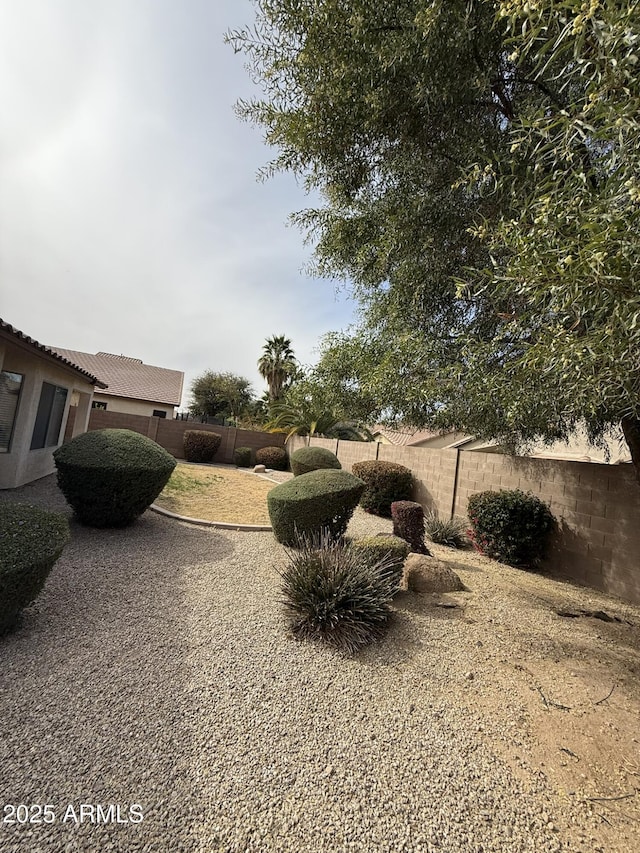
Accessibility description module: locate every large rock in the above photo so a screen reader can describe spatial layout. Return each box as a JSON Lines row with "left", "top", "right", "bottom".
{"left": 403, "top": 553, "right": 465, "bottom": 593}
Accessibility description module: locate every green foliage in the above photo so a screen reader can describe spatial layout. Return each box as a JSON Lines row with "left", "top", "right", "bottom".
{"left": 423, "top": 511, "right": 468, "bottom": 549}
{"left": 258, "top": 335, "right": 299, "bottom": 404}
{"left": 290, "top": 446, "right": 341, "bottom": 476}
{"left": 234, "top": 447, "right": 252, "bottom": 467}
{"left": 265, "top": 399, "right": 372, "bottom": 441}
{"left": 227, "top": 0, "right": 640, "bottom": 479}
{"left": 391, "top": 500, "right": 429, "bottom": 555}
{"left": 267, "top": 469, "right": 365, "bottom": 546}
{"left": 255, "top": 445, "right": 288, "bottom": 470}
{"left": 350, "top": 535, "right": 409, "bottom": 589}
{"left": 0, "top": 503, "right": 70, "bottom": 634}
{"left": 54, "top": 429, "right": 177, "bottom": 528}
{"left": 467, "top": 489, "right": 555, "bottom": 567}
{"left": 189, "top": 370, "right": 255, "bottom": 420}
{"left": 278, "top": 532, "right": 397, "bottom": 652}
{"left": 351, "top": 460, "right": 412, "bottom": 517}
{"left": 183, "top": 430, "right": 222, "bottom": 463}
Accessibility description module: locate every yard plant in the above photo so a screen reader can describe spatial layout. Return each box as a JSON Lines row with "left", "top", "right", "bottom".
{"left": 290, "top": 446, "right": 341, "bottom": 476}
{"left": 54, "top": 429, "right": 176, "bottom": 527}
{"left": 183, "top": 430, "right": 222, "bottom": 463}
{"left": 255, "top": 445, "right": 288, "bottom": 470}
{"left": 0, "top": 502, "right": 70, "bottom": 633}
{"left": 352, "top": 460, "right": 412, "bottom": 517}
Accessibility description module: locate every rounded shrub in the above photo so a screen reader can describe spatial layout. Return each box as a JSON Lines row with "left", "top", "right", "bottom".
{"left": 267, "top": 469, "right": 365, "bottom": 546}
{"left": 351, "top": 535, "right": 409, "bottom": 589}
{"left": 234, "top": 447, "right": 252, "bottom": 468}
{"left": 351, "top": 460, "right": 413, "bottom": 516}
{"left": 183, "top": 430, "right": 221, "bottom": 463}
{"left": 391, "top": 500, "right": 430, "bottom": 554}
{"left": 278, "top": 533, "right": 398, "bottom": 653}
{"left": 54, "top": 429, "right": 177, "bottom": 528}
{"left": 255, "top": 445, "right": 288, "bottom": 471}
{"left": 467, "top": 489, "right": 555, "bottom": 567}
{"left": 0, "top": 503, "right": 70, "bottom": 634}
{"left": 290, "top": 446, "right": 342, "bottom": 476}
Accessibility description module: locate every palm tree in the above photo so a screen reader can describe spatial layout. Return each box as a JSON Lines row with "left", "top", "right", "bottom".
{"left": 257, "top": 335, "right": 298, "bottom": 403}
{"left": 264, "top": 401, "right": 372, "bottom": 442}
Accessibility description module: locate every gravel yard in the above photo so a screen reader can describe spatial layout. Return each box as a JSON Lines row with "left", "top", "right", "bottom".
{"left": 1, "top": 475, "right": 639, "bottom": 853}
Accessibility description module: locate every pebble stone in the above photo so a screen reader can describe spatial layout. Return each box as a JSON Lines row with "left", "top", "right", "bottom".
{"left": 0, "top": 475, "right": 633, "bottom": 852}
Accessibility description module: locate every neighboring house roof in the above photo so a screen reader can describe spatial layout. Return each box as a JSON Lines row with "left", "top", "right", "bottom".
{"left": 51, "top": 348, "right": 184, "bottom": 406}
{"left": 372, "top": 425, "right": 442, "bottom": 446}
{"left": 0, "top": 319, "right": 106, "bottom": 387}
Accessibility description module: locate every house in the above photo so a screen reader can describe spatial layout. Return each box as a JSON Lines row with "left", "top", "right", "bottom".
{"left": 51, "top": 349, "right": 184, "bottom": 418}
{"left": 372, "top": 424, "right": 631, "bottom": 464}
{"left": 0, "top": 320, "right": 106, "bottom": 489}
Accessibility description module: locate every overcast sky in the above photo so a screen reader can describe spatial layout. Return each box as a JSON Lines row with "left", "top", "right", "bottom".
{"left": 0, "top": 0, "right": 357, "bottom": 408}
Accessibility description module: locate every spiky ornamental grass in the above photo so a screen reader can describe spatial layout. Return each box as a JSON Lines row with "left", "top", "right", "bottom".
{"left": 278, "top": 531, "right": 398, "bottom": 654}
{"left": 424, "top": 511, "right": 469, "bottom": 549}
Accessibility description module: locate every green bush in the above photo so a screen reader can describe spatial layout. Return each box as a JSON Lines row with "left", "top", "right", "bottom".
{"left": 183, "top": 430, "right": 222, "bottom": 463}
{"left": 267, "top": 469, "right": 365, "bottom": 546}
{"left": 467, "top": 489, "right": 555, "bottom": 567}
{"left": 234, "top": 447, "right": 252, "bottom": 467}
{"left": 0, "top": 503, "right": 70, "bottom": 634}
{"left": 351, "top": 460, "right": 413, "bottom": 516}
{"left": 351, "top": 535, "right": 409, "bottom": 589}
{"left": 278, "top": 532, "right": 398, "bottom": 652}
{"left": 290, "top": 446, "right": 342, "bottom": 476}
{"left": 391, "top": 500, "right": 430, "bottom": 554}
{"left": 255, "top": 445, "right": 288, "bottom": 470}
{"left": 424, "top": 511, "right": 468, "bottom": 549}
{"left": 54, "top": 429, "right": 177, "bottom": 528}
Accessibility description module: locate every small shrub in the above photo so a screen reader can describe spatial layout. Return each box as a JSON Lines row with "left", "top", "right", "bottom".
{"left": 352, "top": 460, "right": 413, "bottom": 516}
{"left": 351, "top": 535, "right": 409, "bottom": 589}
{"left": 467, "top": 489, "right": 555, "bottom": 567}
{"left": 424, "top": 511, "right": 468, "bottom": 549}
{"left": 278, "top": 532, "right": 398, "bottom": 653}
{"left": 255, "top": 445, "right": 288, "bottom": 471}
{"left": 0, "top": 503, "right": 70, "bottom": 634}
{"left": 54, "top": 429, "right": 177, "bottom": 528}
{"left": 290, "top": 446, "right": 341, "bottom": 476}
{"left": 183, "top": 430, "right": 221, "bottom": 463}
{"left": 391, "top": 501, "right": 430, "bottom": 554}
{"left": 234, "top": 447, "right": 252, "bottom": 467}
{"left": 267, "top": 469, "right": 365, "bottom": 546}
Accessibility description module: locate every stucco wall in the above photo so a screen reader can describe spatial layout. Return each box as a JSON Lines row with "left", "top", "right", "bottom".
{"left": 91, "top": 393, "right": 174, "bottom": 418}
{"left": 0, "top": 340, "right": 95, "bottom": 489}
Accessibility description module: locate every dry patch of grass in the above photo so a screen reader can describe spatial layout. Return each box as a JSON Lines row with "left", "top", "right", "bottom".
{"left": 154, "top": 463, "right": 274, "bottom": 525}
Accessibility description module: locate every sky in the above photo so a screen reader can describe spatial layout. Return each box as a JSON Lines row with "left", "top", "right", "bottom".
{"left": 0, "top": 0, "right": 357, "bottom": 409}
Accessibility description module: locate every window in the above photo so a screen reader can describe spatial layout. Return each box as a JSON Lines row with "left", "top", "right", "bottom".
{"left": 30, "top": 382, "right": 68, "bottom": 450}
{"left": 92, "top": 400, "right": 107, "bottom": 410}
{"left": 152, "top": 409, "right": 167, "bottom": 419}
{"left": 0, "top": 371, "right": 24, "bottom": 453}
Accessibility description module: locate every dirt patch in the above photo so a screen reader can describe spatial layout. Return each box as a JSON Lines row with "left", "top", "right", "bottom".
{"left": 419, "top": 542, "right": 640, "bottom": 851}
{"left": 154, "top": 463, "right": 275, "bottom": 525}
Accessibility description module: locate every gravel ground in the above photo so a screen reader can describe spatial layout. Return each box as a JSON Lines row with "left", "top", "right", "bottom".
{"left": 1, "top": 475, "right": 638, "bottom": 853}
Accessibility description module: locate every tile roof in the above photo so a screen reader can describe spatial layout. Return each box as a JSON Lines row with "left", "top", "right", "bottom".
{"left": 51, "top": 349, "right": 184, "bottom": 406}
{"left": 1, "top": 319, "right": 105, "bottom": 387}
{"left": 372, "top": 425, "right": 441, "bottom": 446}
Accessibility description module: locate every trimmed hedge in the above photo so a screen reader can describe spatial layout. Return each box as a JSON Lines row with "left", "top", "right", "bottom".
{"left": 391, "top": 500, "right": 430, "bottom": 554}
{"left": 255, "top": 445, "right": 288, "bottom": 471}
{"left": 267, "top": 469, "right": 365, "bottom": 546}
{"left": 54, "top": 429, "right": 177, "bottom": 528}
{"left": 234, "top": 447, "right": 252, "bottom": 467}
{"left": 0, "top": 503, "right": 70, "bottom": 634}
{"left": 351, "top": 460, "right": 413, "bottom": 517}
{"left": 467, "top": 489, "right": 555, "bottom": 567}
{"left": 183, "top": 430, "right": 221, "bottom": 463}
{"left": 351, "top": 534, "right": 409, "bottom": 589}
{"left": 290, "top": 446, "right": 341, "bottom": 476}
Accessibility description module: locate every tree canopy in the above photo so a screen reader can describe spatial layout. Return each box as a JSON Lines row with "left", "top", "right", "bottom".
{"left": 228, "top": 1, "right": 640, "bottom": 478}
{"left": 189, "top": 371, "right": 255, "bottom": 421}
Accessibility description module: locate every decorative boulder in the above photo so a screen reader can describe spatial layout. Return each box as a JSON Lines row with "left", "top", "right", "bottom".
{"left": 254, "top": 464, "right": 266, "bottom": 473}
{"left": 403, "top": 553, "right": 465, "bottom": 594}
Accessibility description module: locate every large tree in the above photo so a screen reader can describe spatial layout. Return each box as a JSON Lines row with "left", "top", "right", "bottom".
{"left": 257, "top": 334, "right": 298, "bottom": 403}
{"left": 189, "top": 371, "right": 255, "bottom": 421}
{"left": 228, "top": 1, "right": 640, "bottom": 479}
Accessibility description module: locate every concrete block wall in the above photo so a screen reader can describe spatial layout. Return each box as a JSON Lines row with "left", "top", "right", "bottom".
{"left": 377, "top": 444, "right": 458, "bottom": 520}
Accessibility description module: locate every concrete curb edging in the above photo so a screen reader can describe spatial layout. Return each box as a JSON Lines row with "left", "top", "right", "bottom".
{"left": 150, "top": 504, "right": 272, "bottom": 532}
